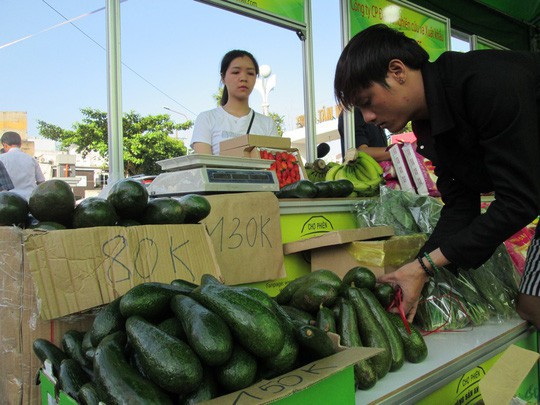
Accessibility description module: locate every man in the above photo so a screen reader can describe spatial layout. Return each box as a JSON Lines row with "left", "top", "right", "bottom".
{"left": 0, "top": 131, "right": 45, "bottom": 200}
{"left": 338, "top": 107, "right": 390, "bottom": 161}
{"left": 0, "top": 161, "right": 14, "bottom": 192}
{"left": 334, "top": 24, "right": 540, "bottom": 328}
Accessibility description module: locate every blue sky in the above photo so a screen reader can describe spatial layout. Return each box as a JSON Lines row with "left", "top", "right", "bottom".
{"left": 0, "top": 0, "right": 342, "bottom": 140}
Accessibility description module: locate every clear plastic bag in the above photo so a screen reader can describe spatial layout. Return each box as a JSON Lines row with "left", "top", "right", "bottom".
{"left": 460, "top": 245, "right": 519, "bottom": 323}
{"left": 353, "top": 186, "right": 443, "bottom": 236}
{"left": 415, "top": 266, "right": 486, "bottom": 331}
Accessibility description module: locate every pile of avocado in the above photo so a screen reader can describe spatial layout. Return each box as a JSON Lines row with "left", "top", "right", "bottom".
{"left": 33, "top": 268, "right": 428, "bottom": 403}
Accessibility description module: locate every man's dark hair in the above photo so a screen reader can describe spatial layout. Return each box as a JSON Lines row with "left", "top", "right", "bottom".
{"left": 334, "top": 24, "right": 429, "bottom": 109}
{"left": 1, "top": 131, "right": 22, "bottom": 147}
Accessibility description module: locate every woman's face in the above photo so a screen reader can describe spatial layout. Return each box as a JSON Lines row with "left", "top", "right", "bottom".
{"left": 355, "top": 75, "right": 422, "bottom": 133}
{"left": 222, "top": 56, "right": 257, "bottom": 102}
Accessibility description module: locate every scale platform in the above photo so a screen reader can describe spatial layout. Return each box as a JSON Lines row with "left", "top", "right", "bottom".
{"left": 147, "top": 154, "right": 280, "bottom": 197}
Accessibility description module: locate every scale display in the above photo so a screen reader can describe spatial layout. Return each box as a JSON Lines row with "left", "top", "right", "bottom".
{"left": 206, "top": 169, "right": 276, "bottom": 184}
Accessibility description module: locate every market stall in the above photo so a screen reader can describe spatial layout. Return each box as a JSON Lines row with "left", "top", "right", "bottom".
{"left": 2, "top": 0, "right": 539, "bottom": 403}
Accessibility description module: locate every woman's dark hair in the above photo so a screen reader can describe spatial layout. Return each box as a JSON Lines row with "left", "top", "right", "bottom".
{"left": 220, "top": 49, "right": 259, "bottom": 106}
{"left": 334, "top": 24, "right": 429, "bottom": 109}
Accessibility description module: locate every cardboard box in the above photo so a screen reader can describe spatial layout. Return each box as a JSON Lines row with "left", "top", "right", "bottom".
{"left": 219, "top": 135, "right": 307, "bottom": 184}
{"left": 480, "top": 344, "right": 540, "bottom": 404}
{"left": 25, "top": 224, "right": 221, "bottom": 320}
{"left": 283, "top": 226, "right": 395, "bottom": 255}
{"left": 0, "top": 227, "right": 95, "bottom": 405}
{"left": 389, "top": 143, "right": 416, "bottom": 193}
{"left": 219, "top": 134, "right": 291, "bottom": 152}
{"left": 284, "top": 228, "right": 426, "bottom": 279}
{"left": 401, "top": 142, "right": 429, "bottom": 195}
{"left": 38, "top": 344, "right": 382, "bottom": 405}
{"left": 203, "top": 192, "right": 286, "bottom": 285}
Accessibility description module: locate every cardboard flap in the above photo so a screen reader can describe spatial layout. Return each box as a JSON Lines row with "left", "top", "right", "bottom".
{"left": 220, "top": 134, "right": 291, "bottom": 152}
{"left": 25, "top": 224, "right": 221, "bottom": 320}
{"left": 479, "top": 345, "right": 540, "bottom": 405}
{"left": 283, "top": 226, "right": 394, "bottom": 255}
{"left": 203, "top": 192, "right": 285, "bottom": 285}
{"left": 203, "top": 346, "right": 382, "bottom": 404}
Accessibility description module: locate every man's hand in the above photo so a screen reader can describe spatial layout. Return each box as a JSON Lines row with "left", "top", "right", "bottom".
{"left": 377, "top": 260, "right": 429, "bottom": 322}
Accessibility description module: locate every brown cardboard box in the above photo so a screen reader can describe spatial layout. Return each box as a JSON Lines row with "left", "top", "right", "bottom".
{"left": 0, "top": 227, "right": 95, "bottom": 405}
{"left": 219, "top": 134, "right": 291, "bottom": 152}
{"left": 283, "top": 227, "right": 395, "bottom": 255}
{"left": 479, "top": 345, "right": 540, "bottom": 405}
{"left": 203, "top": 192, "right": 286, "bottom": 285}
{"left": 25, "top": 224, "right": 221, "bottom": 320}
{"left": 219, "top": 135, "right": 307, "bottom": 182}
{"left": 284, "top": 229, "right": 426, "bottom": 279}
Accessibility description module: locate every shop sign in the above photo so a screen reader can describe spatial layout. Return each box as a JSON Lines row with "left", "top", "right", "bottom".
{"left": 197, "top": 0, "right": 305, "bottom": 27}
{"left": 348, "top": 0, "right": 450, "bottom": 60}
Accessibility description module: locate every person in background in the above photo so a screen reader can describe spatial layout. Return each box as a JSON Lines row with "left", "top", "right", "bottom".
{"left": 337, "top": 107, "right": 390, "bottom": 161}
{"left": 334, "top": 24, "right": 540, "bottom": 328}
{"left": 0, "top": 131, "right": 45, "bottom": 200}
{"left": 0, "top": 161, "right": 14, "bottom": 192}
{"left": 191, "top": 49, "right": 278, "bottom": 155}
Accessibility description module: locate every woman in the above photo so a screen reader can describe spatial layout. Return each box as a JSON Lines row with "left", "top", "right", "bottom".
{"left": 334, "top": 24, "right": 540, "bottom": 327}
{"left": 191, "top": 49, "right": 278, "bottom": 155}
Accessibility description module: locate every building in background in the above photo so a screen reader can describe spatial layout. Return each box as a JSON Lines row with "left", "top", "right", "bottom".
{"left": 1, "top": 111, "right": 107, "bottom": 200}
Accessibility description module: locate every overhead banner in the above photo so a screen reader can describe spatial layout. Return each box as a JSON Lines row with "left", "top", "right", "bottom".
{"left": 348, "top": 0, "right": 450, "bottom": 60}
{"left": 474, "top": 35, "right": 507, "bottom": 50}
{"left": 196, "top": 0, "right": 305, "bottom": 30}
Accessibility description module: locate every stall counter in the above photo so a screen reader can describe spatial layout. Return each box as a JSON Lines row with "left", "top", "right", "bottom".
{"left": 357, "top": 318, "right": 538, "bottom": 404}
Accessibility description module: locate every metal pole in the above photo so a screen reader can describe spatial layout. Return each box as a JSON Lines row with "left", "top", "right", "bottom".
{"left": 339, "top": 0, "right": 354, "bottom": 156}
{"left": 301, "top": 0, "right": 316, "bottom": 163}
{"left": 106, "top": 0, "right": 124, "bottom": 183}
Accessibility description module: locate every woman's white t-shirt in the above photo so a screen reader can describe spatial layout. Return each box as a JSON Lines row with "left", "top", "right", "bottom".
{"left": 190, "top": 106, "right": 278, "bottom": 155}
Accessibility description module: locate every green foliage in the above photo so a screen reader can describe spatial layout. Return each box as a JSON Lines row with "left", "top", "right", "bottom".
{"left": 37, "top": 108, "right": 192, "bottom": 176}
{"left": 268, "top": 112, "right": 285, "bottom": 137}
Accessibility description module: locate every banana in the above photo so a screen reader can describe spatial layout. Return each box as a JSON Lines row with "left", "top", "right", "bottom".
{"left": 357, "top": 158, "right": 380, "bottom": 181}
{"left": 357, "top": 151, "right": 383, "bottom": 177}
{"left": 306, "top": 169, "right": 325, "bottom": 183}
{"left": 334, "top": 164, "right": 349, "bottom": 180}
{"left": 325, "top": 164, "right": 343, "bottom": 181}
{"left": 352, "top": 161, "right": 372, "bottom": 182}
{"left": 339, "top": 164, "right": 370, "bottom": 193}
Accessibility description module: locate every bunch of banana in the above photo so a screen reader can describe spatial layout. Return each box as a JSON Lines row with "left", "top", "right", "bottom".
{"left": 325, "top": 151, "right": 384, "bottom": 196}
{"left": 304, "top": 158, "right": 329, "bottom": 182}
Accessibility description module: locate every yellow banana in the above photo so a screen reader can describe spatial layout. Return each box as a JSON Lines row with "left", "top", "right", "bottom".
{"left": 358, "top": 158, "right": 380, "bottom": 181}
{"left": 325, "top": 164, "right": 343, "bottom": 181}
{"left": 357, "top": 151, "right": 383, "bottom": 177}
{"left": 351, "top": 160, "right": 371, "bottom": 182}
{"left": 340, "top": 164, "right": 371, "bottom": 193}
{"left": 334, "top": 164, "right": 350, "bottom": 180}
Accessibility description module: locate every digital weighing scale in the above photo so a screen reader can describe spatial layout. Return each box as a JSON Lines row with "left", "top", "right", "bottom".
{"left": 146, "top": 154, "right": 280, "bottom": 197}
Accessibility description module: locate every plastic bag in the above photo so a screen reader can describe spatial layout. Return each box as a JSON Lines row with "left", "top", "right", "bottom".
{"left": 415, "top": 265, "right": 492, "bottom": 331}
{"left": 460, "top": 244, "right": 519, "bottom": 323}
{"left": 353, "top": 186, "right": 443, "bottom": 236}
{"left": 415, "top": 266, "right": 473, "bottom": 331}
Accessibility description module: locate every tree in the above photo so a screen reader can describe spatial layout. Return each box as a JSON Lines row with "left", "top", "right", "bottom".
{"left": 37, "top": 108, "right": 192, "bottom": 176}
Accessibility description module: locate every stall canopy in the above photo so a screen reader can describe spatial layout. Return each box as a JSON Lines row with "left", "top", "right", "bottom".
{"left": 408, "top": 0, "right": 540, "bottom": 51}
